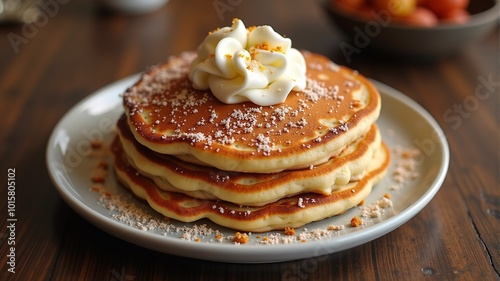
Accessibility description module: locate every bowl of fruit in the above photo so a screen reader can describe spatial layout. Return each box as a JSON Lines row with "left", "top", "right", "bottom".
{"left": 322, "top": 0, "right": 499, "bottom": 59}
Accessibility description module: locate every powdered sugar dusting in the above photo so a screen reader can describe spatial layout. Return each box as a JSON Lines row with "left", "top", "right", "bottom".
{"left": 391, "top": 145, "right": 421, "bottom": 190}
{"left": 360, "top": 196, "right": 393, "bottom": 219}
{"left": 98, "top": 192, "right": 232, "bottom": 242}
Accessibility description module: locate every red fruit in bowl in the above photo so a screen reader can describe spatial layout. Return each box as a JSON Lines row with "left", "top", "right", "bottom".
{"left": 426, "top": 0, "right": 470, "bottom": 17}
{"left": 398, "top": 7, "right": 439, "bottom": 27}
{"left": 440, "top": 9, "right": 470, "bottom": 24}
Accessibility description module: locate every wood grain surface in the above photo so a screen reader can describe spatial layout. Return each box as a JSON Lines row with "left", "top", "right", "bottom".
{"left": 0, "top": 0, "right": 498, "bottom": 280}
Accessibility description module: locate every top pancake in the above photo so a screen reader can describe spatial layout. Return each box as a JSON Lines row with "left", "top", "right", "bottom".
{"left": 123, "top": 51, "right": 381, "bottom": 173}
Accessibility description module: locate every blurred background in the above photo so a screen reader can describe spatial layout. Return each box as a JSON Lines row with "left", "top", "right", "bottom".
{"left": 1, "top": 0, "right": 497, "bottom": 100}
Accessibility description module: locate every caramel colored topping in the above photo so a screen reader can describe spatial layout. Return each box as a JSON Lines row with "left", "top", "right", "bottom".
{"left": 350, "top": 216, "right": 362, "bottom": 227}
{"left": 234, "top": 232, "right": 249, "bottom": 244}
{"left": 284, "top": 227, "right": 296, "bottom": 235}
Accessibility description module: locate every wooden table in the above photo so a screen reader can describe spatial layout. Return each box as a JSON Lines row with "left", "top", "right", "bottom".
{"left": 1, "top": 0, "right": 498, "bottom": 280}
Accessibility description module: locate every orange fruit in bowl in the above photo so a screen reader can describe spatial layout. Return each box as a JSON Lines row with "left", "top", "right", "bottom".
{"left": 373, "top": 0, "right": 417, "bottom": 16}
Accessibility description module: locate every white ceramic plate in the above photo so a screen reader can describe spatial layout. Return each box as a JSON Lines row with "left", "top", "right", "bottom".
{"left": 46, "top": 75, "right": 449, "bottom": 263}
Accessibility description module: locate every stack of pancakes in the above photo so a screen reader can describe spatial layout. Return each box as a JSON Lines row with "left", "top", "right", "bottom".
{"left": 111, "top": 51, "right": 390, "bottom": 232}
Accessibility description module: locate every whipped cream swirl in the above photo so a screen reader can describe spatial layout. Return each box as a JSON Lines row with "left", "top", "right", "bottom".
{"left": 188, "top": 19, "right": 306, "bottom": 106}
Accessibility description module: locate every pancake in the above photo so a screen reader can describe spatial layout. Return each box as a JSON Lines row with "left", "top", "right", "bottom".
{"left": 122, "top": 51, "right": 381, "bottom": 173}
{"left": 110, "top": 135, "right": 390, "bottom": 232}
{"left": 116, "top": 114, "right": 382, "bottom": 206}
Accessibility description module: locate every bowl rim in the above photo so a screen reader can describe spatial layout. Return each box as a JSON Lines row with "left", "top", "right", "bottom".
{"left": 324, "top": 0, "right": 500, "bottom": 31}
